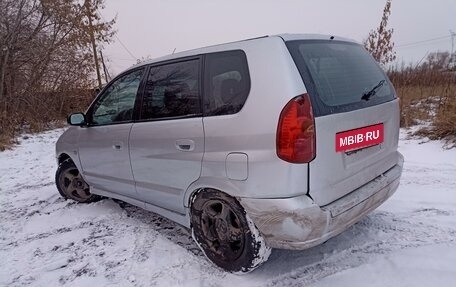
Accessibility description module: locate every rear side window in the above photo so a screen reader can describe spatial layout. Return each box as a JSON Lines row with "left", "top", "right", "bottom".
{"left": 204, "top": 50, "right": 250, "bottom": 116}
{"left": 286, "top": 40, "right": 395, "bottom": 116}
{"left": 140, "top": 59, "right": 201, "bottom": 120}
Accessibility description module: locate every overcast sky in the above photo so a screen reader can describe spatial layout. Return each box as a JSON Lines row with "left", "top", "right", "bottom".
{"left": 100, "top": 0, "right": 456, "bottom": 75}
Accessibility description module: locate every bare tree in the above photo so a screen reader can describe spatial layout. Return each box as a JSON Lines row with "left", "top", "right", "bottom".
{"left": 423, "top": 51, "right": 452, "bottom": 70}
{"left": 364, "top": 0, "right": 396, "bottom": 65}
{"left": 0, "top": 0, "right": 115, "bottom": 145}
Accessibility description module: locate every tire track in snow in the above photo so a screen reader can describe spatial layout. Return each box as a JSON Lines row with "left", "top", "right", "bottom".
{"left": 115, "top": 201, "right": 204, "bottom": 257}
{"left": 262, "top": 210, "right": 456, "bottom": 287}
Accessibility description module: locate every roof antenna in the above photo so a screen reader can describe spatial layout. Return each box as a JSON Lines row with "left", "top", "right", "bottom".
{"left": 172, "top": 48, "right": 176, "bottom": 54}
{"left": 330, "top": 36, "right": 335, "bottom": 40}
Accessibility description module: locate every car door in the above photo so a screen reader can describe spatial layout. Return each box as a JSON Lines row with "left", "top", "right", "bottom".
{"left": 129, "top": 58, "right": 204, "bottom": 214}
{"left": 77, "top": 68, "right": 145, "bottom": 199}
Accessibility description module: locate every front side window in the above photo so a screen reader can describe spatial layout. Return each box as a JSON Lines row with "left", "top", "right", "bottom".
{"left": 90, "top": 69, "right": 144, "bottom": 125}
{"left": 204, "top": 50, "right": 250, "bottom": 116}
{"left": 140, "top": 59, "right": 200, "bottom": 120}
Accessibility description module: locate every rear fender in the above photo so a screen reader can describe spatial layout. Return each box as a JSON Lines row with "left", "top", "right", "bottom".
{"left": 183, "top": 177, "right": 242, "bottom": 208}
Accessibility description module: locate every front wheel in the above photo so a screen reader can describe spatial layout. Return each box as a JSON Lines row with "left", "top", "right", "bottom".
{"left": 55, "top": 160, "right": 100, "bottom": 203}
{"left": 190, "top": 189, "right": 271, "bottom": 273}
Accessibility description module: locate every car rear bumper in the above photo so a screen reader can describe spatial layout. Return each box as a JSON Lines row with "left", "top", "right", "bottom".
{"left": 239, "top": 152, "right": 404, "bottom": 250}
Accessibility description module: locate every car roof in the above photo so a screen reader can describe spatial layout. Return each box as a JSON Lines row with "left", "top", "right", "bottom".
{"left": 125, "top": 33, "right": 358, "bottom": 72}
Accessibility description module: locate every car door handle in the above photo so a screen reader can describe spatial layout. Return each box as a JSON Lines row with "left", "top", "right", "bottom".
{"left": 112, "top": 141, "right": 123, "bottom": 150}
{"left": 175, "top": 139, "right": 195, "bottom": 152}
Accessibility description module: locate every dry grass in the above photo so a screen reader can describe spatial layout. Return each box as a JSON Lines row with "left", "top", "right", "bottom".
{"left": 0, "top": 89, "right": 94, "bottom": 151}
{"left": 0, "top": 132, "right": 16, "bottom": 151}
{"left": 415, "top": 95, "right": 456, "bottom": 148}
{"left": 388, "top": 64, "right": 456, "bottom": 148}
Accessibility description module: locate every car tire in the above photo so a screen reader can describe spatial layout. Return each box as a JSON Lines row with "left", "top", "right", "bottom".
{"left": 55, "top": 160, "right": 100, "bottom": 203}
{"left": 190, "top": 189, "right": 271, "bottom": 273}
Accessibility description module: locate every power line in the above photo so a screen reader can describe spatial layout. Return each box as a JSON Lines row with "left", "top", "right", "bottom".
{"left": 106, "top": 57, "right": 136, "bottom": 62}
{"left": 395, "top": 35, "right": 451, "bottom": 48}
{"left": 113, "top": 34, "right": 137, "bottom": 60}
{"left": 97, "top": 11, "right": 137, "bottom": 60}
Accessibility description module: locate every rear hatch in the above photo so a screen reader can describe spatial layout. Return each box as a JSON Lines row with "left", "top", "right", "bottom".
{"left": 286, "top": 39, "right": 400, "bottom": 206}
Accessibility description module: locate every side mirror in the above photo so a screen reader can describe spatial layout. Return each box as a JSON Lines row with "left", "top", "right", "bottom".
{"left": 67, "top": 112, "right": 87, "bottom": 126}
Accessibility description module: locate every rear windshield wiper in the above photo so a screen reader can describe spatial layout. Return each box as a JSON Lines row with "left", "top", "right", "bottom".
{"left": 361, "top": 79, "right": 386, "bottom": 101}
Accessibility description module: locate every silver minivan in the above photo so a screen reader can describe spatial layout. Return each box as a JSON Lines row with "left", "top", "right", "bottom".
{"left": 56, "top": 34, "right": 403, "bottom": 272}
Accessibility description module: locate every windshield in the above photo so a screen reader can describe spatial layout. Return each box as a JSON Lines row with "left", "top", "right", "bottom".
{"left": 286, "top": 40, "right": 395, "bottom": 115}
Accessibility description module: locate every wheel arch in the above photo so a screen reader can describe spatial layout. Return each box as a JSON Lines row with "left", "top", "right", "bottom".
{"left": 57, "top": 153, "right": 72, "bottom": 164}
{"left": 184, "top": 177, "right": 242, "bottom": 209}
{"left": 56, "top": 151, "right": 84, "bottom": 174}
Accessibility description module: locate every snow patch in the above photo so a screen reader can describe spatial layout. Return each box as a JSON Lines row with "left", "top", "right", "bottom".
{"left": 0, "top": 128, "right": 455, "bottom": 286}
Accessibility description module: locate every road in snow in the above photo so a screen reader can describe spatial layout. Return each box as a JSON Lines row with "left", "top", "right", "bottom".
{"left": 1, "top": 129, "right": 455, "bottom": 287}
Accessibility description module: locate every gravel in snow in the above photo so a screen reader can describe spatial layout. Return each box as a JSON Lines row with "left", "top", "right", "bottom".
{"left": 1, "top": 129, "right": 455, "bottom": 286}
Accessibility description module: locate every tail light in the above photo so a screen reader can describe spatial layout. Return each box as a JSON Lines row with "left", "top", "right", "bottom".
{"left": 276, "top": 93, "right": 316, "bottom": 163}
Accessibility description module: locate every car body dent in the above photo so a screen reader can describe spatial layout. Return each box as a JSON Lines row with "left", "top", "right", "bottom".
{"left": 239, "top": 155, "right": 403, "bottom": 249}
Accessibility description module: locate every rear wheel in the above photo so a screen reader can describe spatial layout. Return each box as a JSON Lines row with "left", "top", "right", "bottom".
{"left": 55, "top": 160, "right": 100, "bottom": 203}
{"left": 190, "top": 189, "right": 271, "bottom": 273}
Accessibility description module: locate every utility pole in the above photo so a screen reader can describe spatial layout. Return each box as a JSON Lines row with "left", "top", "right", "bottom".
{"left": 450, "top": 30, "right": 456, "bottom": 69}
{"left": 99, "top": 50, "right": 110, "bottom": 83}
{"left": 0, "top": 46, "right": 9, "bottom": 102}
{"left": 85, "top": 0, "right": 102, "bottom": 90}
{"left": 450, "top": 30, "right": 455, "bottom": 56}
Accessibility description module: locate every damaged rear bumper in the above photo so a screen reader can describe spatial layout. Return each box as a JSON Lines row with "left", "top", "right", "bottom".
{"left": 239, "top": 153, "right": 404, "bottom": 250}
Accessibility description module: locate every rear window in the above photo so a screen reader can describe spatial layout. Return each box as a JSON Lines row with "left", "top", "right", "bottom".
{"left": 286, "top": 40, "right": 395, "bottom": 116}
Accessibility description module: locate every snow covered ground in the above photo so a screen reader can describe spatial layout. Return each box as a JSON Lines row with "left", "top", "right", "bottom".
{"left": 1, "top": 129, "right": 455, "bottom": 287}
